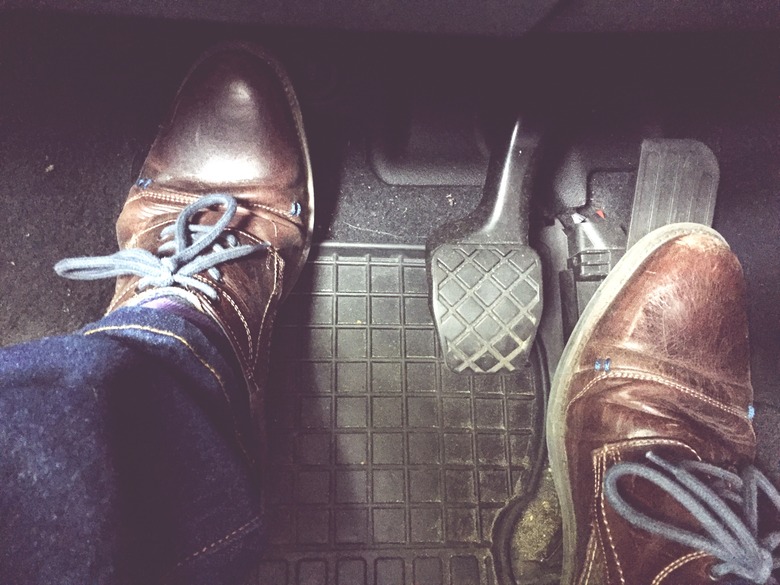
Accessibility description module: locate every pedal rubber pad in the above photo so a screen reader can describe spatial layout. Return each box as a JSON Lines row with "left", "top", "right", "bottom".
{"left": 427, "top": 119, "right": 543, "bottom": 373}
{"left": 627, "top": 139, "right": 720, "bottom": 248}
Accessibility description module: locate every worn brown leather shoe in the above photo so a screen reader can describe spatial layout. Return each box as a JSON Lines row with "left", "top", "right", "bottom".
{"left": 55, "top": 43, "right": 312, "bottom": 421}
{"left": 548, "top": 223, "right": 780, "bottom": 584}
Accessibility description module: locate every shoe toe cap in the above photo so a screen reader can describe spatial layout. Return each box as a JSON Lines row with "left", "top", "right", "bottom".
{"left": 141, "top": 45, "right": 306, "bottom": 192}
{"left": 593, "top": 231, "right": 751, "bottom": 386}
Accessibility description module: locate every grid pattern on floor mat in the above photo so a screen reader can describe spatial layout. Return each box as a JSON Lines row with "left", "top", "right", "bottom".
{"left": 260, "top": 245, "right": 545, "bottom": 585}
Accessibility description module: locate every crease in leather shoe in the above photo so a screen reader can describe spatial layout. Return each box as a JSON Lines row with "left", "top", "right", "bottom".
{"left": 54, "top": 43, "right": 313, "bottom": 464}
{"left": 547, "top": 223, "right": 771, "bottom": 585}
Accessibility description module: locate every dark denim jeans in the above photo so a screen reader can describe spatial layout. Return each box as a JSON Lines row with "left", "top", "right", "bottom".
{"left": 0, "top": 307, "right": 262, "bottom": 585}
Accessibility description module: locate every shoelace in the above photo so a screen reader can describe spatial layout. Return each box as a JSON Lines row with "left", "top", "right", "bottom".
{"left": 54, "top": 193, "right": 269, "bottom": 300}
{"left": 604, "top": 451, "right": 780, "bottom": 584}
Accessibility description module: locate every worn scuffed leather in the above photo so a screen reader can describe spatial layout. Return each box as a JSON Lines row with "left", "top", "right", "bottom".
{"left": 564, "top": 233, "right": 755, "bottom": 584}
{"left": 108, "top": 44, "right": 312, "bottom": 428}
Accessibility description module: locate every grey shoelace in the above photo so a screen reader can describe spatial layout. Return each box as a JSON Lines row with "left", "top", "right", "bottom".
{"left": 605, "top": 451, "right": 780, "bottom": 584}
{"left": 54, "top": 193, "right": 269, "bottom": 300}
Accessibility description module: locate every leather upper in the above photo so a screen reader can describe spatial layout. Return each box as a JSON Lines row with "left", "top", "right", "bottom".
{"left": 563, "top": 232, "right": 756, "bottom": 584}
{"left": 108, "top": 44, "right": 313, "bottom": 410}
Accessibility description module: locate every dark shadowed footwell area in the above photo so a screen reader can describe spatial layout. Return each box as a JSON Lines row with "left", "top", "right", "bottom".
{"left": 1, "top": 12, "right": 778, "bottom": 584}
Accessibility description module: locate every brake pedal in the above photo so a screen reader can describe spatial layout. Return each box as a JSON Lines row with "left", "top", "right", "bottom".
{"left": 427, "top": 119, "right": 543, "bottom": 373}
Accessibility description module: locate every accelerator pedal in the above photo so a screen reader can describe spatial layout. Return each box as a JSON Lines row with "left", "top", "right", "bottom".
{"left": 627, "top": 139, "right": 720, "bottom": 248}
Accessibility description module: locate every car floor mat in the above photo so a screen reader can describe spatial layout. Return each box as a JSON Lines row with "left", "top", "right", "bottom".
{"left": 260, "top": 243, "right": 548, "bottom": 585}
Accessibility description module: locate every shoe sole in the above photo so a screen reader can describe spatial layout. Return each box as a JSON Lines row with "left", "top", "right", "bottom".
{"left": 545, "top": 221, "right": 728, "bottom": 585}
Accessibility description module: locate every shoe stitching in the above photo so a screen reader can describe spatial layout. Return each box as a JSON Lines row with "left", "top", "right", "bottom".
{"left": 586, "top": 449, "right": 604, "bottom": 585}
{"left": 651, "top": 551, "right": 708, "bottom": 585}
{"left": 188, "top": 273, "right": 251, "bottom": 368}
{"left": 566, "top": 369, "right": 746, "bottom": 420}
{"left": 171, "top": 516, "right": 261, "bottom": 570}
{"left": 235, "top": 229, "right": 268, "bottom": 247}
{"left": 202, "top": 275, "right": 253, "bottom": 363}
{"left": 197, "top": 252, "right": 277, "bottom": 388}
{"left": 579, "top": 529, "right": 598, "bottom": 585}
{"left": 124, "top": 214, "right": 270, "bottom": 248}
{"left": 580, "top": 451, "right": 605, "bottom": 585}
{"left": 82, "top": 324, "right": 254, "bottom": 466}
{"left": 599, "top": 449, "right": 626, "bottom": 585}
{"left": 107, "top": 279, "right": 137, "bottom": 313}
{"left": 577, "top": 441, "right": 703, "bottom": 585}
{"left": 613, "top": 369, "right": 746, "bottom": 418}
{"left": 208, "top": 292, "right": 249, "bottom": 368}
{"left": 127, "top": 218, "right": 172, "bottom": 248}
{"left": 223, "top": 292, "right": 253, "bottom": 362}
{"left": 252, "top": 250, "right": 282, "bottom": 373}
{"left": 604, "top": 438, "right": 701, "bottom": 461}
{"left": 599, "top": 440, "right": 702, "bottom": 585}
{"left": 126, "top": 190, "right": 302, "bottom": 224}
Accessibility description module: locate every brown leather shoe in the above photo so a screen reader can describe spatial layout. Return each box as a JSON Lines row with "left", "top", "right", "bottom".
{"left": 547, "top": 223, "right": 778, "bottom": 584}
{"left": 55, "top": 43, "right": 312, "bottom": 419}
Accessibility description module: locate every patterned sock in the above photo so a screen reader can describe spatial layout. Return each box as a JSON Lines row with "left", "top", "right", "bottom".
{"left": 138, "top": 295, "right": 233, "bottom": 357}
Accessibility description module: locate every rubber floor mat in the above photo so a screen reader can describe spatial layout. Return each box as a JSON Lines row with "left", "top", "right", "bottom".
{"left": 260, "top": 244, "right": 547, "bottom": 585}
